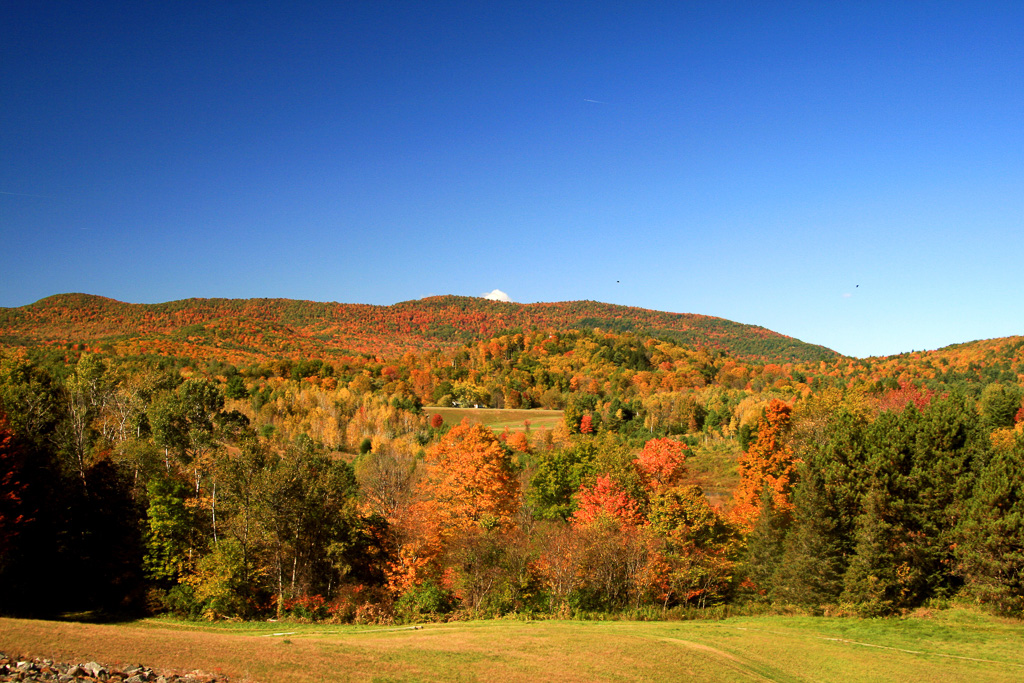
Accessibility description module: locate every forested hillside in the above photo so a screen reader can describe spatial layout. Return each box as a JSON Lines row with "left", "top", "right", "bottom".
{"left": 1, "top": 295, "right": 1022, "bottom": 624}
{"left": 0, "top": 293, "right": 838, "bottom": 364}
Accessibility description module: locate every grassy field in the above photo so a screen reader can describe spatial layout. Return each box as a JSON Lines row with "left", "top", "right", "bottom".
{"left": 428, "top": 407, "right": 564, "bottom": 433}
{"left": 2, "top": 609, "right": 1022, "bottom": 682}
{"left": 687, "top": 437, "right": 743, "bottom": 507}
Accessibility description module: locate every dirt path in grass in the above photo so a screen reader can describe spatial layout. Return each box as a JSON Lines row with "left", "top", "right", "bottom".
{"left": 652, "top": 636, "right": 775, "bottom": 681}
{"left": 729, "top": 625, "right": 1024, "bottom": 670}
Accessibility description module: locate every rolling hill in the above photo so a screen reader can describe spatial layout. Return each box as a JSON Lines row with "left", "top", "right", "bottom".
{"left": 0, "top": 293, "right": 841, "bottom": 364}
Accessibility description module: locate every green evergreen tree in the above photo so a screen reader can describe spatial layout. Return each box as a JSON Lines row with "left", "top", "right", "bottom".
{"left": 979, "top": 383, "right": 1024, "bottom": 430}
{"left": 770, "top": 409, "right": 867, "bottom": 607}
{"left": 908, "top": 393, "right": 990, "bottom": 599}
{"left": 740, "top": 485, "right": 790, "bottom": 602}
{"left": 774, "top": 468, "right": 848, "bottom": 607}
{"left": 842, "top": 484, "right": 904, "bottom": 615}
{"left": 956, "top": 435, "right": 1024, "bottom": 615}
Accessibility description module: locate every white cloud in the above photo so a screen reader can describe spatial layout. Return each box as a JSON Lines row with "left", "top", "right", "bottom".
{"left": 482, "top": 289, "right": 511, "bottom": 302}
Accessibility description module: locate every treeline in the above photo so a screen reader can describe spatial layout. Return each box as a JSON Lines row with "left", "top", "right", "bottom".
{"left": 737, "top": 395, "right": 1024, "bottom": 616}
{"left": 0, "top": 349, "right": 421, "bottom": 618}
{"left": 1, "top": 331, "right": 1023, "bottom": 623}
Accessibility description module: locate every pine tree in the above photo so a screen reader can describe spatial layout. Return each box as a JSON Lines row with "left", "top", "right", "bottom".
{"left": 774, "top": 468, "right": 847, "bottom": 607}
{"left": 842, "top": 485, "right": 904, "bottom": 615}
{"left": 771, "top": 407, "right": 868, "bottom": 608}
{"left": 740, "top": 485, "right": 791, "bottom": 602}
{"left": 956, "top": 435, "right": 1024, "bottom": 615}
{"left": 909, "top": 393, "right": 990, "bottom": 599}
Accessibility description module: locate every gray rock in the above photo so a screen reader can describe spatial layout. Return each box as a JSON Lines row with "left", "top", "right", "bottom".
{"left": 84, "top": 660, "right": 107, "bottom": 677}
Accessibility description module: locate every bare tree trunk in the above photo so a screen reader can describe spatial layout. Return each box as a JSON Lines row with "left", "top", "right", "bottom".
{"left": 276, "top": 545, "right": 284, "bottom": 619}
{"left": 211, "top": 478, "right": 218, "bottom": 546}
{"left": 291, "top": 549, "right": 298, "bottom": 595}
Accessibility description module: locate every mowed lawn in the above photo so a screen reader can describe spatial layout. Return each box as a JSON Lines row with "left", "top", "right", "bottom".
{"left": 2, "top": 610, "right": 1022, "bottom": 682}
{"left": 428, "top": 407, "right": 563, "bottom": 433}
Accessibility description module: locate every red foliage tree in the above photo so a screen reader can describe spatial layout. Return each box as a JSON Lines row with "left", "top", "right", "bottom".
{"left": 634, "top": 437, "right": 689, "bottom": 491}
{"left": 876, "top": 380, "right": 935, "bottom": 413}
{"left": 572, "top": 475, "right": 642, "bottom": 528}
{"left": 579, "top": 414, "right": 594, "bottom": 435}
{"left": 0, "top": 412, "right": 28, "bottom": 560}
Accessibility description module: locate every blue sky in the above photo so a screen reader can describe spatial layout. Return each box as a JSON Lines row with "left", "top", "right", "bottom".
{"left": 2, "top": 1, "right": 1022, "bottom": 358}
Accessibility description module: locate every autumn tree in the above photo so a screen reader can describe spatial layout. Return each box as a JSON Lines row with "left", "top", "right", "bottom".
{"left": 579, "top": 413, "right": 594, "bottom": 434}
{"left": 569, "top": 475, "right": 646, "bottom": 611}
{"left": 420, "top": 423, "right": 520, "bottom": 537}
{"left": 390, "top": 423, "right": 521, "bottom": 613}
{"left": 732, "top": 399, "right": 797, "bottom": 530}
{"left": 354, "top": 442, "right": 420, "bottom": 522}
{"left": 0, "top": 412, "right": 28, "bottom": 569}
{"left": 647, "top": 484, "right": 737, "bottom": 608}
{"left": 572, "top": 475, "right": 643, "bottom": 528}
{"left": 634, "top": 437, "right": 688, "bottom": 491}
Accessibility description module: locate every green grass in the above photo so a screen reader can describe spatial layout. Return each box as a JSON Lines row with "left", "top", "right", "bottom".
{"left": 427, "top": 407, "right": 564, "bottom": 434}
{"left": 2, "top": 609, "right": 1022, "bottom": 682}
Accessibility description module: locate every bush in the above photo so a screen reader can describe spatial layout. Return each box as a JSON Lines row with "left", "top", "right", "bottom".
{"left": 160, "top": 583, "right": 204, "bottom": 619}
{"left": 395, "top": 580, "right": 454, "bottom": 622}
{"left": 283, "top": 594, "right": 329, "bottom": 621}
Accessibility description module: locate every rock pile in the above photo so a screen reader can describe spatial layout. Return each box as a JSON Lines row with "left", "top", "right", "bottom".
{"left": 0, "top": 654, "right": 229, "bottom": 682}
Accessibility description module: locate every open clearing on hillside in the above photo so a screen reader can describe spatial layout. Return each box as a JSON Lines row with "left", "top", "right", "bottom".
{"left": 428, "top": 407, "right": 563, "bottom": 433}
{"left": 2, "top": 610, "right": 1022, "bottom": 682}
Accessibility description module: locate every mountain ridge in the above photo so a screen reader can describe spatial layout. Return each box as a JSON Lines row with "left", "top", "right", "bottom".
{"left": 0, "top": 292, "right": 844, "bottom": 364}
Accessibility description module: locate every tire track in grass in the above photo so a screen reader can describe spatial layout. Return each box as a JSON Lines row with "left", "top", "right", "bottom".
{"left": 650, "top": 635, "right": 781, "bottom": 682}
{"left": 731, "top": 626, "right": 1024, "bottom": 670}
{"left": 278, "top": 624, "right": 783, "bottom": 680}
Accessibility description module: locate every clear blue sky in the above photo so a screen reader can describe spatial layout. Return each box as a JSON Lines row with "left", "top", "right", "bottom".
{"left": 2, "top": 1, "right": 1022, "bottom": 358}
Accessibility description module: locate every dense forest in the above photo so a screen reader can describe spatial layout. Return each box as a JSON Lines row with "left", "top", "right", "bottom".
{"left": 1, "top": 295, "right": 1022, "bottom": 622}
{"left": 0, "top": 293, "right": 837, "bottom": 363}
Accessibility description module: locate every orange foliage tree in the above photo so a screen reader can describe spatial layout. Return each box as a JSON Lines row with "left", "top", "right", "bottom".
{"left": 732, "top": 398, "right": 797, "bottom": 530}
{"left": 417, "top": 422, "right": 520, "bottom": 541}
{"left": 388, "top": 423, "right": 521, "bottom": 596}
